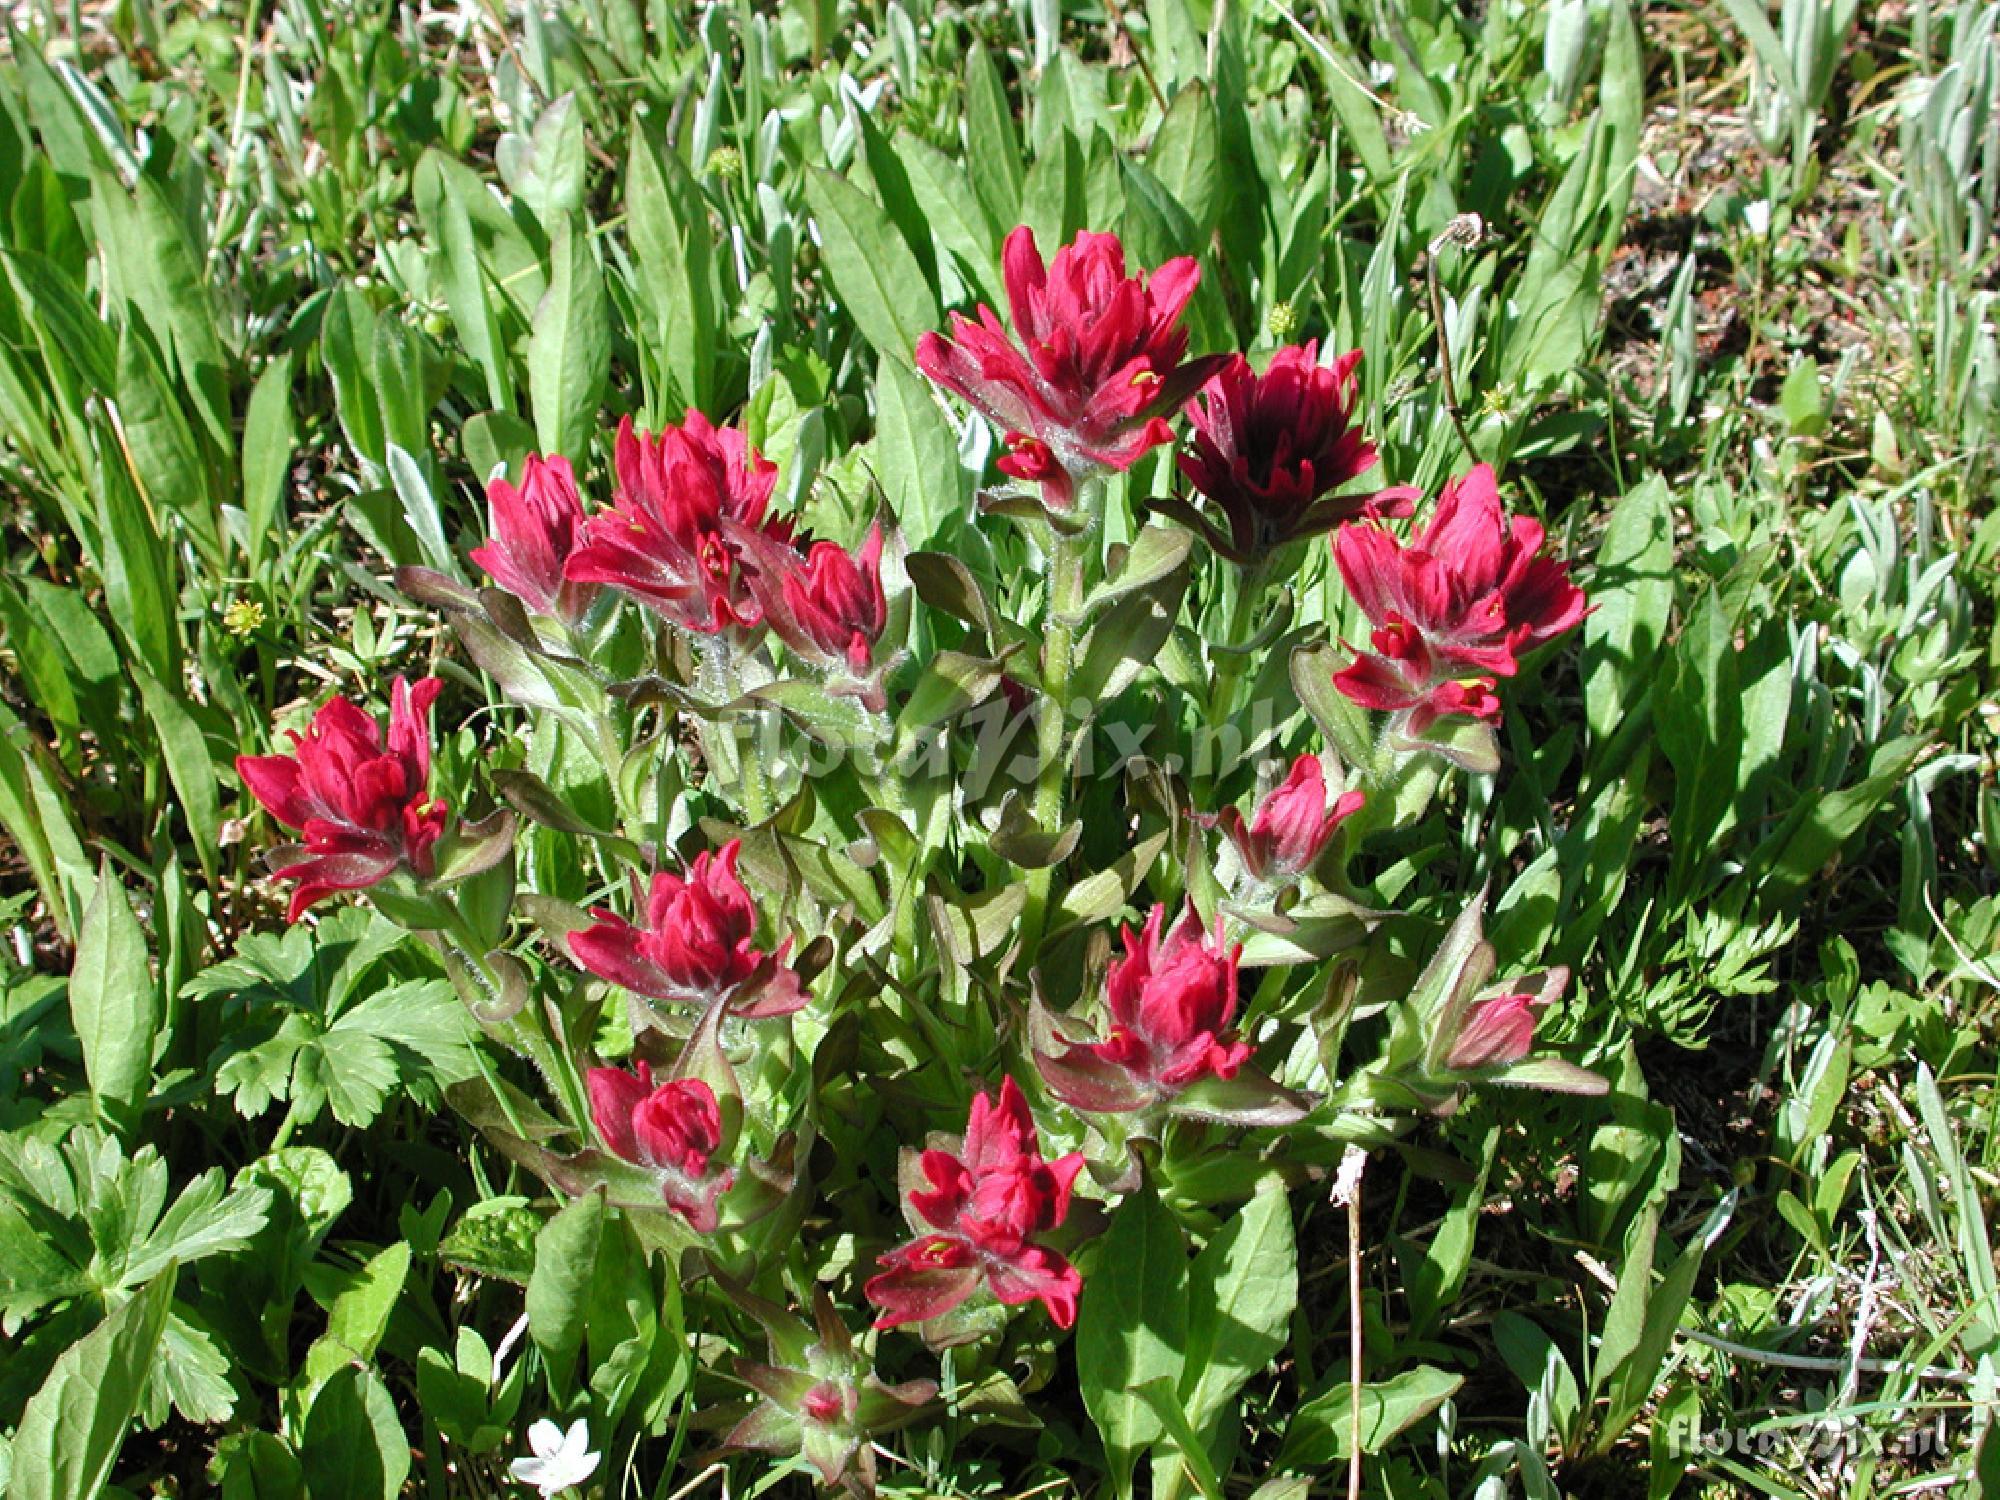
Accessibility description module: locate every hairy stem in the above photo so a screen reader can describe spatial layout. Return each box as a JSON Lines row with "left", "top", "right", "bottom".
{"left": 1017, "top": 513, "right": 1093, "bottom": 962}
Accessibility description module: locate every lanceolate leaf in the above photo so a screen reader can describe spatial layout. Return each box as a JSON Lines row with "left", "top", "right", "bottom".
{"left": 1077, "top": 1180, "right": 1188, "bottom": 1492}
{"left": 70, "top": 858, "right": 158, "bottom": 1119}
{"left": 10, "top": 1271, "right": 175, "bottom": 1500}
{"left": 804, "top": 166, "right": 939, "bottom": 368}
{"left": 527, "top": 214, "right": 610, "bottom": 462}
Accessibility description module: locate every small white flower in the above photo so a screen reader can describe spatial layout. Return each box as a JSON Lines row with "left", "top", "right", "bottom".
{"left": 510, "top": 1418, "right": 601, "bottom": 1498}
{"left": 1744, "top": 199, "right": 1773, "bottom": 238}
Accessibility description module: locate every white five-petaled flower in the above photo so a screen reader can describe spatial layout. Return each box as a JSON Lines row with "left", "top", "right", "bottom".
{"left": 510, "top": 1418, "right": 601, "bottom": 1497}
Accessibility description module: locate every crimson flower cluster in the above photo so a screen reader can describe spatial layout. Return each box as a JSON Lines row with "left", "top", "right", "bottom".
{"left": 1331, "top": 464, "right": 1589, "bottom": 734}
{"left": 865, "top": 1078, "right": 1086, "bottom": 1330}
{"left": 229, "top": 222, "right": 1598, "bottom": 1362}
{"left": 475, "top": 411, "right": 894, "bottom": 705}
{"left": 918, "top": 228, "right": 1587, "bottom": 743}
{"left": 234, "top": 677, "right": 447, "bottom": 922}
{"left": 917, "top": 226, "right": 1222, "bottom": 512}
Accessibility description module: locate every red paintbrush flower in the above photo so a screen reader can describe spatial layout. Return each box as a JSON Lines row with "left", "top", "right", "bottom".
{"left": 564, "top": 413, "right": 790, "bottom": 636}
{"left": 1165, "top": 344, "right": 1414, "bottom": 563}
{"left": 470, "top": 453, "right": 597, "bottom": 623}
{"left": 1331, "top": 464, "right": 1586, "bottom": 732}
{"left": 586, "top": 1062, "right": 734, "bottom": 1231}
{"left": 865, "top": 1078, "right": 1085, "bottom": 1330}
{"left": 566, "top": 840, "right": 807, "bottom": 1020}
{"left": 235, "top": 677, "right": 448, "bottom": 922}
{"left": 916, "top": 227, "right": 1222, "bottom": 513}
{"left": 1214, "top": 755, "right": 1367, "bottom": 885}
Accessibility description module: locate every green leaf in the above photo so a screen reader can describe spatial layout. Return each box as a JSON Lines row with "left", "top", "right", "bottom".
{"left": 1487, "top": 1056, "right": 1611, "bottom": 1094}
{"left": 528, "top": 1189, "right": 604, "bottom": 1406}
{"left": 302, "top": 1241, "right": 412, "bottom": 1401}
{"left": 528, "top": 214, "right": 610, "bottom": 462}
{"left": 1148, "top": 84, "right": 1221, "bottom": 234}
{"left": 1290, "top": 641, "right": 1375, "bottom": 773}
{"left": 416, "top": 150, "right": 515, "bottom": 412}
{"left": 313, "top": 1026, "right": 398, "bottom": 1127}
{"left": 1278, "top": 1364, "right": 1464, "bottom": 1466}
{"left": 9, "top": 1271, "right": 174, "bottom": 1500}
{"left": 1581, "top": 472, "right": 1675, "bottom": 754}
{"left": 1083, "top": 526, "right": 1194, "bottom": 620}
{"left": 150, "top": 1311, "right": 238, "bottom": 1426}
{"left": 1135, "top": 1380, "right": 1224, "bottom": 1500}
{"left": 124, "top": 1170, "right": 271, "bottom": 1286}
{"left": 94, "top": 408, "right": 179, "bottom": 684}
{"left": 873, "top": 351, "right": 970, "bottom": 551}
{"left": 0, "top": 1196, "right": 91, "bottom": 1319}
{"left": 893, "top": 649, "right": 1004, "bottom": 758}
{"left": 804, "top": 167, "right": 939, "bottom": 368}
{"left": 625, "top": 131, "right": 715, "bottom": 415}
{"left": 438, "top": 1197, "right": 542, "bottom": 1285}
{"left": 1074, "top": 562, "right": 1189, "bottom": 705}
{"left": 1600, "top": 1237, "right": 1703, "bottom": 1447}
{"left": 212, "top": 1430, "right": 303, "bottom": 1499}
{"left": 299, "top": 1366, "right": 410, "bottom": 1500}
{"left": 115, "top": 318, "right": 223, "bottom": 569}
{"left": 135, "top": 669, "right": 221, "bottom": 887}
{"left": 1656, "top": 588, "right": 1742, "bottom": 899}
{"left": 1751, "top": 734, "right": 1926, "bottom": 913}
{"left": 1180, "top": 1181, "right": 1296, "bottom": 1451}
{"left": 241, "top": 352, "right": 297, "bottom": 574}
{"left": 964, "top": 42, "right": 1024, "bottom": 232}
{"left": 70, "top": 858, "right": 158, "bottom": 1118}
{"left": 386, "top": 444, "right": 459, "bottom": 580}
{"left": 322, "top": 287, "right": 384, "bottom": 470}
{"left": 1078, "top": 1180, "right": 1188, "bottom": 1491}
{"left": 895, "top": 131, "right": 1002, "bottom": 301}
{"left": 1058, "top": 831, "right": 1168, "bottom": 926}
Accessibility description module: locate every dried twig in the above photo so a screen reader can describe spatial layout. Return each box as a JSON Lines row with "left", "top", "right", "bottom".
{"left": 1427, "top": 215, "right": 1487, "bottom": 468}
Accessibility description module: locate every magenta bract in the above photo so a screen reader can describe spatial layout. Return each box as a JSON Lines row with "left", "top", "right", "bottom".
{"left": 235, "top": 677, "right": 447, "bottom": 922}
{"left": 1173, "top": 344, "right": 1415, "bottom": 562}
{"left": 586, "top": 1061, "right": 734, "bottom": 1230}
{"left": 866, "top": 1077, "right": 1085, "bottom": 1330}
{"left": 564, "top": 412, "right": 789, "bottom": 636}
{"left": 1215, "top": 754, "right": 1366, "bottom": 884}
{"left": 471, "top": 453, "right": 598, "bottom": 623}
{"left": 1331, "top": 464, "right": 1587, "bottom": 732}
{"left": 567, "top": 839, "right": 806, "bottom": 1019}
{"left": 916, "top": 226, "right": 1220, "bottom": 512}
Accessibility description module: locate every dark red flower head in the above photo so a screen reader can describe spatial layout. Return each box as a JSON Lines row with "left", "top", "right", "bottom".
{"left": 567, "top": 840, "right": 806, "bottom": 1019}
{"left": 1169, "top": 344, "right": 1414, "bottom": 562}
{"left": 916, "top": 227, "right": 1220, "bottom": 512}
{"left": 865, "top": 1077, "right": 1085, "bottom": 1330}
{"left": 1033, "top": 904, "right": 1248, "bottom": 1116}
{"left": 587, "top": 1061, "right": 734, "bottom": 1230}
{"left": 1331, "top": 465, "right": 1586, "bottom": 732}
{"left": 470, "top": 453, "right": 597, "bottom": 622}
{"left": 564, "top": 412, "right": 789, "bottom": 636}
{"left": 736, "top": 521, "right": 894, "bottom": 710}
{"left": 1098, "top": 903, "right": 1247, "bottom": 1086}
{"left": 1215, "top": 755, "right": 1366, "bottom": 885}
{"left": 235, "top": 677, "right": 448, "bottom": 922}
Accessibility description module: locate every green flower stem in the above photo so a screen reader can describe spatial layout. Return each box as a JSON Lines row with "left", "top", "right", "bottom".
{"left": 738, "top": 712, "right": 773, "bottom": 825}
{"left": 1206, "top": 555, "right": 1272, "bottom": 730}
{"left": 1018, "top": 505, "right": 1095, "bottom": 963}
